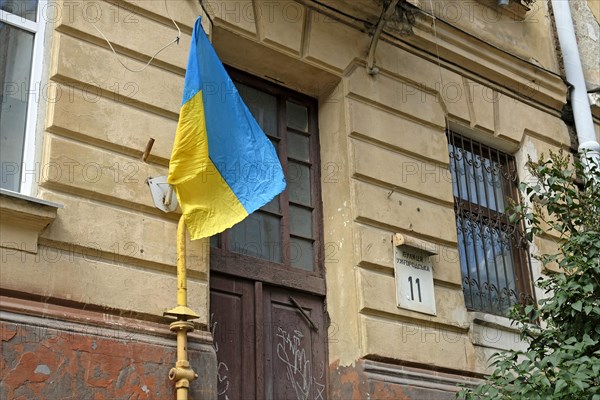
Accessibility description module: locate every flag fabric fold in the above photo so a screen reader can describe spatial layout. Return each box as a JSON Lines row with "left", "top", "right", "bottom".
{"left": 168, "top": 17, "right": 286, "bottom": 240}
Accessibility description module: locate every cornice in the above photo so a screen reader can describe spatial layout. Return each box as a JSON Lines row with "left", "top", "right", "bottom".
{"left": 209, "top": 0, "right": 567, "bottom": 112}
{"left": 398, "top": 11, "right": 567, "bottom": 112}
{"left": 304, "top": 0, "right": 567, "bottom": 115}
{"left": 301, "top": 0, "right": 567, "bottom": 112}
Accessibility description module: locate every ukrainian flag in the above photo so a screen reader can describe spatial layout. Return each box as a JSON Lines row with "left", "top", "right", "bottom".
{"left": 168, "top": 17, "right": 286, "bottom": 240}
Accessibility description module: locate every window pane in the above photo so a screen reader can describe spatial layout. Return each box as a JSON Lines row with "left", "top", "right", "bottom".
{"left": 286, "top": 101, "right": 308, "bottom": 132}
{"left": 235, "top": 82, "right": 278, "bottom": 136}
{"left": 451, "top": 146, "right": 509, "bottom": 212}
{"left": 228, "top": 212, "right": 281, "bottom": 263}
{"left": 472, "top": 154, "right": 488, "bottom": 208}
{"left": 287, "top": 131, "right": 310, "bottom": 162}
{"left": 480, "top": 158, "right": 496, "bottom": 211}
{"left": 449, "top": 145, "right": 470, "bottom": 204}
{"left": 463, "top": 150, "right": 482, "bottom": 207}
{"left": 290, "top": 205, "right": 312, "bottom": 238}
{"left": 495, "top": 230, "right": 518, "bottom": 311}
{"left": 290, "top": 237, "right": 313, "bottom": 271}
{"left": 1, "top": 0, "right": 38, "bottom": 22}
{"left": 0, "top": 23, "right": 34, "bottom": 192}
{"left": 209, "top": 235, "right": 220, "bottom": 248}
{"left": 287, "top": 162, "right": 311, "bottom": 205}
{"left": 456, "top": 218, "right": 474, "bottom": 309}
{"left": 261, "top": 195, "right": 280, "bottom": 213}
{"left": 492, "top": 161, "right": 507, "bottom": 211}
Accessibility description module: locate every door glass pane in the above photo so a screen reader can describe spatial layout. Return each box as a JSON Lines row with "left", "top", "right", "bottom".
{"left": 0, "top": 23, "right": 34, "bottom": 192}
{"left": 209, "top": 235, "right": 220, "bottom": 248}
{"left": 287, "top": 162, "right": 311, "bottom": 206}
{"left": 261, "top": 195, "right": 280, "bottom": 214}
{"left": 290, "top": 205, "right": 312, "bottom": 238}
{"left": 235, "top": 82, "right": 278, "bottom": 136}
{"left": 290, "top": 237, "right": 313, "bottom": 270}
{"left": 287, "top": 130, "right": 310, "bottom": 162}
{"left": 286, "top": 101, "right": 308, "bottom": 132}
{"left": 228, "top": 212, "right": 281, "bottom": 263}
{"left": 1, "top": 0, "right": 38, "bottom": 22}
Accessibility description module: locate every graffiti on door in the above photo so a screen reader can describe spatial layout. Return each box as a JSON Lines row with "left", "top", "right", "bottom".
{"left": 276, "top": 327, "right": 325, "bottom": 400}
{"left": 210, "top": 314, "right": 231, "bottom": 399}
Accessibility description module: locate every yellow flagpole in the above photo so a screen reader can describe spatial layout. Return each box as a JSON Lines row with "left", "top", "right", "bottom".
{"left": 165, "top": 215, "right": 199, "bottom": 400}
{"left": 176, "top": 216, "right": 189, "bottom": 307}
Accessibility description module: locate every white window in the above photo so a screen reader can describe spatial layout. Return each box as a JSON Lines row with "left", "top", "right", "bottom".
{"left": 1, "top": 0, "right": 47, "bottom": 194}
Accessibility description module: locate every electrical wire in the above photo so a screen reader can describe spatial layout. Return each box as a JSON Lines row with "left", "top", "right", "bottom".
{"left": 427, "top": 0, "right": 445, "bottom": 96}
{"left": 84, "top": 0, "right": 181, "bottom": 73}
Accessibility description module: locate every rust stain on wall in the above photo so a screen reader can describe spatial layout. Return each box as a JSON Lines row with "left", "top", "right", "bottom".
{"left": 329, "top": 359, "right": 363, "bottom": 399}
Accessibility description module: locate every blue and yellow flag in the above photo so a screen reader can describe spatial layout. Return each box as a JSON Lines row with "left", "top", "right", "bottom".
{"left": 168, "top": 17, "right": 286, "bottom": 240}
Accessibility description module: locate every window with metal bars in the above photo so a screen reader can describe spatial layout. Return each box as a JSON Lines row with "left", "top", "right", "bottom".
{"left": 447, "top": 131, "right": 534, "bottom": 316}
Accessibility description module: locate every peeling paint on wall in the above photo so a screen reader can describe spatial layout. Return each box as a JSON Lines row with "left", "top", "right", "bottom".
{"left": 0, "top": 321, "right": 216, "bottom": 400}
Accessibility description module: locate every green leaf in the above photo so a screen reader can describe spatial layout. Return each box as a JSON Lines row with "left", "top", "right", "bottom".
{"left": 555, "top": 379, "right": 567, "bottom": 394}
{"left": 456, "top": 151, "right": 600, "bottom": 400}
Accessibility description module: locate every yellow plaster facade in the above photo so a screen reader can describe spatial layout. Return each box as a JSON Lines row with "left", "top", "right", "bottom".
{"left": 2, "top": 0, "right": 598, "bottom": 398}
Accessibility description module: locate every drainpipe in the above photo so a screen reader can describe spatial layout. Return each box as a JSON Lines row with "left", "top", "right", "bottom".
{"left": 551, "top": 0, "right": 600, "bottom": 176}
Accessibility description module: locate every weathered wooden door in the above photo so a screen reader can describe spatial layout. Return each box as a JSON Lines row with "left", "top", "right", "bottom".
{"left": 263, "top": 287, "right": 328, "bottom": 400}
{"left": 210, "top": 69, "right": 327, "bottom": 400}
{"left": 211, "top": 276, "right": 328, "bottom": 400}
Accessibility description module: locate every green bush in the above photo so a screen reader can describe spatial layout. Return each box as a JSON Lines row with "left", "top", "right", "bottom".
{"left": 457, "top": 151, "right": 600, "bottom": 400}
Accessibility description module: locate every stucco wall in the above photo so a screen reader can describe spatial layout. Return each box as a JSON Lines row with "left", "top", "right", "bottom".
{"left": 1, "top": 0, "right": 575, "bottom": 398}
{"left": 1, "top": 0, "right": 211, "bottom": 324}
{"left": 570, "top": 0, "right": 600, "bottom": 88}
{"left": 205, "top": 0, "right": 568, "bottom": 382}
{"left": 1, "top": 1, "right": 216, "bottom": 397}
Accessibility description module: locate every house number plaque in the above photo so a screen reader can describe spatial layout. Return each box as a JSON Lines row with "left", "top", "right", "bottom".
{"left": 393, "top": 233, "right": 437, "bottom": 316}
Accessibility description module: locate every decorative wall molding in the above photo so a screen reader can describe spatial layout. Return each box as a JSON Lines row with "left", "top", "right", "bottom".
{"left": 362, "top": 359, "right": 482, "bottom": 392}
{"left": 0, "top": 189, "right": 61, "bottom": 254}
{"left": 0, "top": 295, "right": 213, "bottom": 346}
{"left": 401, "top": 13, "right": 566, "bottom": 112}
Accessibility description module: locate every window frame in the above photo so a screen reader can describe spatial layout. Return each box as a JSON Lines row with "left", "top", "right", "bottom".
{"left": 210, "top": 68, "right": 325, "bottom": 296}
{"left": 448, "top": 131, "right": 534, "bottom": 315}
{"left": 1, "top": 0, "right": 48, "bottom": 195}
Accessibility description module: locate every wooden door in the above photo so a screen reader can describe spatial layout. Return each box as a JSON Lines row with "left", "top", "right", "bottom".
{"left": 210, "top": 69, "right": 327, "bottom": 400}
{"left": 210, "top": 278, "right": 327, "bottom": 400}
{"left": 263, "top": 288, "right": 327, "bottom": 400}
{"left": 210, "top": 275, "right": 256, "bottom": 400}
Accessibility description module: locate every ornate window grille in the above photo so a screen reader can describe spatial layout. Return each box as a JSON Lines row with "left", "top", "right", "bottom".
{"left": 448, "top": 131, "right": 534, "bottom": 315}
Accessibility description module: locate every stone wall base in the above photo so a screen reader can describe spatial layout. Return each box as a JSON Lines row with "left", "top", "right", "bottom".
{"left": 330, "top": 358, "right": 481, "bottom": 400}
{"left": 0, "top": 296, "right": 217, "bottom": 400}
